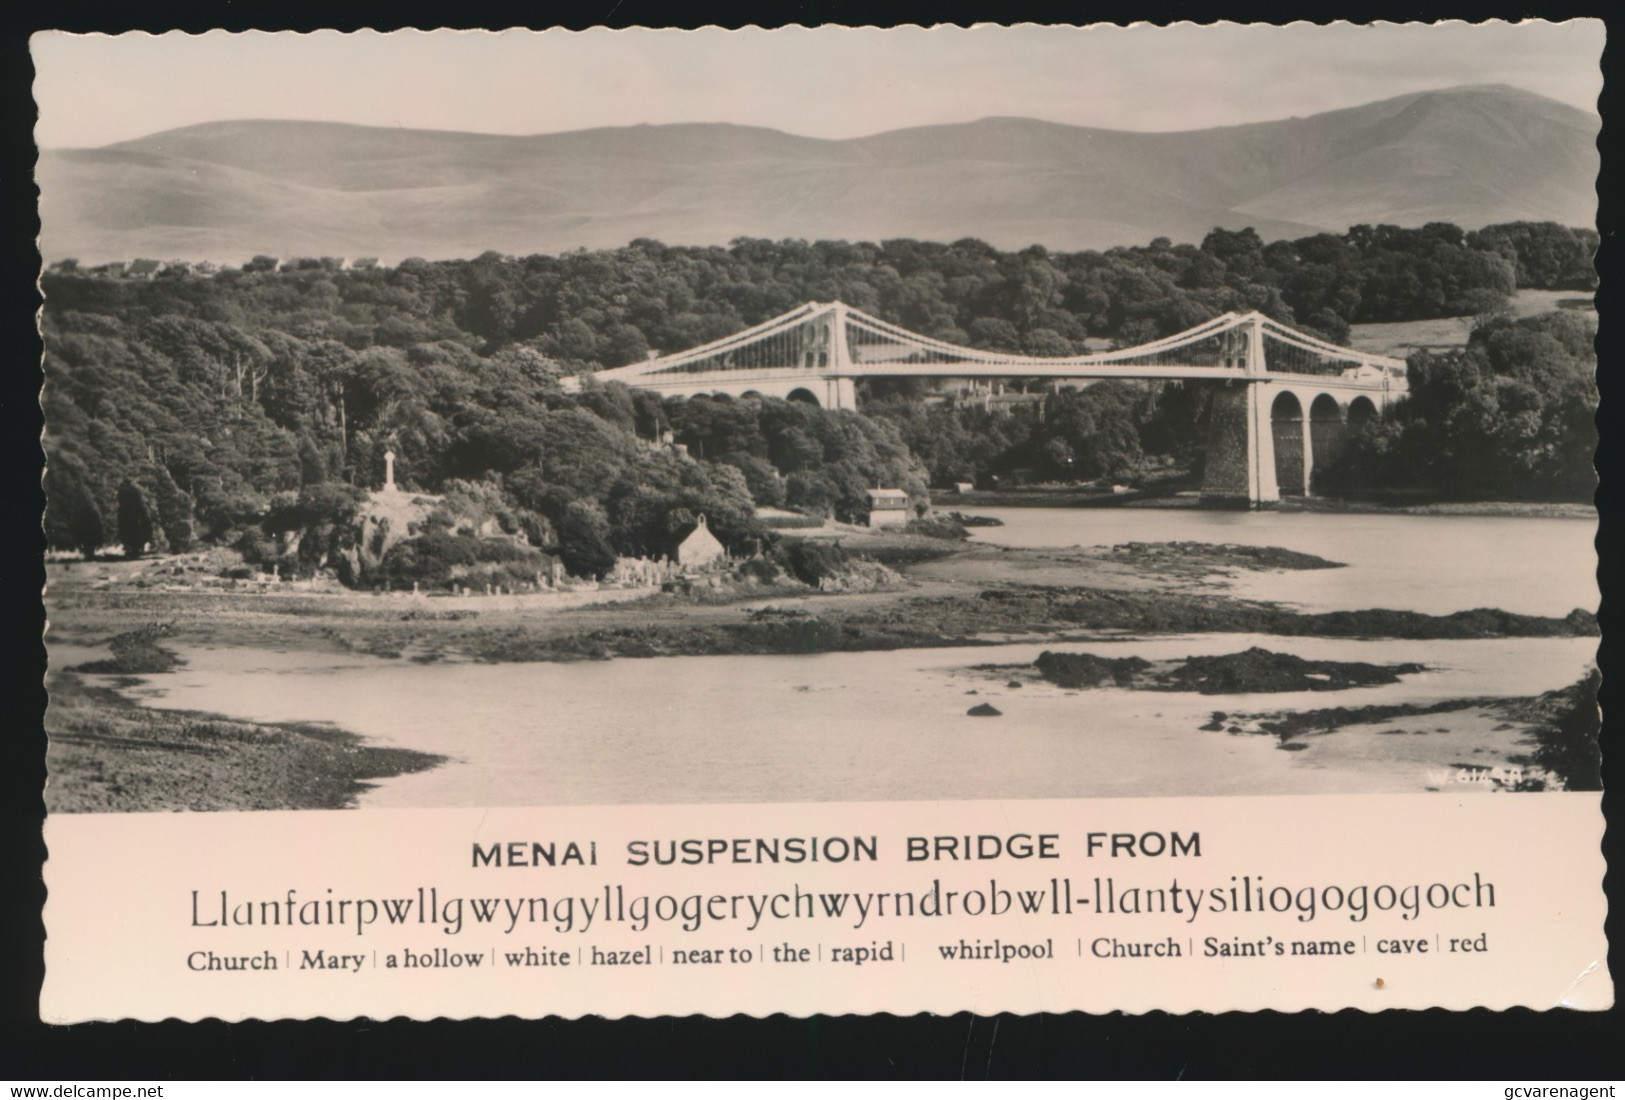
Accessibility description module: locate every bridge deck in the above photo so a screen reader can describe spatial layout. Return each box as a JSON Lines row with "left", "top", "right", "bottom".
{"left": 617, "top": 364, "right": 1395, "bottom": 390}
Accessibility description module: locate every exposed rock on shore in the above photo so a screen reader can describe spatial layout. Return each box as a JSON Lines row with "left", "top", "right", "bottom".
{"left": 1232, "top": 698, "right": 1500, "bottom": 742}
{"left": 1032, "top": 651, "right": 1151, "bottom": 688}
{"left": 305, "top": 585, "right": 1594, "bottom": 664}
{"left": 1499, "top": 668, "right": 1602, "bottom": 791}
{"left": 971, "top": 586, "right": 1597, "bottom": 640}
{"left": 1213, "top": 668, "right": 1599, "bottom": 791}
{"left": 1161, "top": 648, "right": 1424, "bottom": 693}
{"left": 1032, "top": 646, "right": 1424, "bottom": 694}
{"left": 69, "top": 625, "right": 181, "bottom": 674}
{"left": 1108, "top": 542, "right": 1344, "bottom": 572}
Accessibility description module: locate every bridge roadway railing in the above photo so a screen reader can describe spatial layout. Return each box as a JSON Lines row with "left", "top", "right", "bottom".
{"left": 626, "top": 363, "right": 1396, "bottom": 392}
{"left": 603, "top": 366, "right": 840, "bottom": 388}
{"left": 831, "top": 362, "right": 1393, "bottom": 386}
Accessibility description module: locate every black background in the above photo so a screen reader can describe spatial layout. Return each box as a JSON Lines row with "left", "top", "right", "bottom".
{"left": 2, "top": 0, "right": 1619, "bottom": 1079}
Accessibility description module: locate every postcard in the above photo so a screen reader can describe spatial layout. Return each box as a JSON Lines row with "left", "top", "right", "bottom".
{"left": 35, "top": 22, "right": 1609, "bottom": 1021}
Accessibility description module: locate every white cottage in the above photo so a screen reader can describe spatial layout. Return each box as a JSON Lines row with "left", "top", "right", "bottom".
{"left": 866, "top": 489, "right": 911, "bottom": 528}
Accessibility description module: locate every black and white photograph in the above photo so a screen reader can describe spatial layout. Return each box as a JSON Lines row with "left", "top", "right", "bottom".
{"left": 21, "top": 15, "right": 1619, "bottom": 1038}
{"left": 33, "top": 23, "right": 1603, "bottom": 815}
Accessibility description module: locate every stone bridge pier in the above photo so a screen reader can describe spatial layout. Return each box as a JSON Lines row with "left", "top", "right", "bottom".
{"left": 1201, "top": 382, "right": 1382, "bottom": 507}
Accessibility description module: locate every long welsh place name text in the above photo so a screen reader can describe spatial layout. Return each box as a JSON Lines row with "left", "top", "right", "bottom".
{"left": 189, "top": 873, "right": 1496, "bottom": 937}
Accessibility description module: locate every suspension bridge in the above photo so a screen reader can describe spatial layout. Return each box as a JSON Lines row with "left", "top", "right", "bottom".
{"left": 572, "top": 301, "right": 1407, "bottom": 507}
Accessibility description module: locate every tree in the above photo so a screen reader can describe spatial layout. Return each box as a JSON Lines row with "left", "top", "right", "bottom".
{"left": 151, "top": 465, "right": 197, "bottom": 553}
{"left": 1322, "top": 312, "right": 1597, "bottom": 501}
{"left": 967, "top": 317, "right": 1022, "bottom": 352}
{"left": 259, "top": 482, "right": 368, "bottom": 578}
{"left": 1031, "top": 383, "right": 1146, "bottom": 480}
{"left": 1467, "top": 222, "right": 1598, "bottom": 290}
{"left": 298, "top": 434, "right": 330, "bottom": 485}
{"left": 1200, "top": 226, "right": 1265, "bottom": 278}
{"left": 116, "top": 479, "right": 159, "bottom": 559}
{"left": 555, "top": 500, "right": 618, "bottom": 579}
{"left": 721, "top": 453, "right": 787, "bottom": 508}
{"left": 43, "top": 460, "right": 104, "bottom": 558}
{"left": 1023, "top": 328, "right": 1076, "bottom": 357}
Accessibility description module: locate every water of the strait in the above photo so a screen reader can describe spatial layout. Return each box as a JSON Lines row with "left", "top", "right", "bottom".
{"left": 125, "top": 508, "right": 1597, "bottom": 806}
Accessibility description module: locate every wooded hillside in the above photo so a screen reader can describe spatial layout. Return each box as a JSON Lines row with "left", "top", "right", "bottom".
{"left": 41, "top": 222, "right": 1597, "bottom": 575}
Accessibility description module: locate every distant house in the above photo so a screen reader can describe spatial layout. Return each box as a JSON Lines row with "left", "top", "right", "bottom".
{"left": 670, "top": 514, "right": 726, "bottom": 568}
{"left": 350, "top": 257, "right": 380, "bottom": 270}
{"left": 866, "top": 489, "right": 910, "bottom": 528}
{"left": 126, "top": 258, "right": 164, "bottom": 279}
{"left": 953, "top": 481, "right": 975, "bottom": 495}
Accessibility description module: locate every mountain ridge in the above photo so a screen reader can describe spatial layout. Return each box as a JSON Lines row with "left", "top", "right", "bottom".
{"left": 38, "top": 84, "right": 1598, "bottom": 263}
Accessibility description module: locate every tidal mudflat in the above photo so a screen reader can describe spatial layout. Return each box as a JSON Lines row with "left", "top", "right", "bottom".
{"left": 45, "top": 506, "right": 1599, "bottom": 810}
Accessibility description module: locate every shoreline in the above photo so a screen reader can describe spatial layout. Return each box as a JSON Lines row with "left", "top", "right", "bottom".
{"left": 46, "top": 669, "right": 444, "bottom": 813}
{"left": 44, "top": 529, "right": 1598, "bottom": 811}
{"left": 934, "top": 488, "right": 1594, "bottom": 521}
{"left": 1221, "top": 669, "right": 1601, "bottom": 792}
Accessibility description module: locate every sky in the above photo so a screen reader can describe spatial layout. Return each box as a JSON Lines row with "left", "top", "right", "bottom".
{"left": 31, "top": 21, "right": 1605, "bottom": 149}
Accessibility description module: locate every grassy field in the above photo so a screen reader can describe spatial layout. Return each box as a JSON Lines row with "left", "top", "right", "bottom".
{"left": 1347, "top": 289, "right": 1594, "bottom": 358}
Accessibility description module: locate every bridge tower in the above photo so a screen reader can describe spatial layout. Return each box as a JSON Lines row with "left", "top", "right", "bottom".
{"left": 1198, "top": 316, "right": 1280, "bottom": 507}
{"left": 822, "top": 301, "right": 858, "bottom": 411}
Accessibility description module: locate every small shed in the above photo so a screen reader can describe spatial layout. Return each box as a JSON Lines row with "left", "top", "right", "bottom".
{"left": 866, "top": 489, "right": 911, "bottom": 528}
{"left": 671, "top": 514, "right": 726, "bottom": 568}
